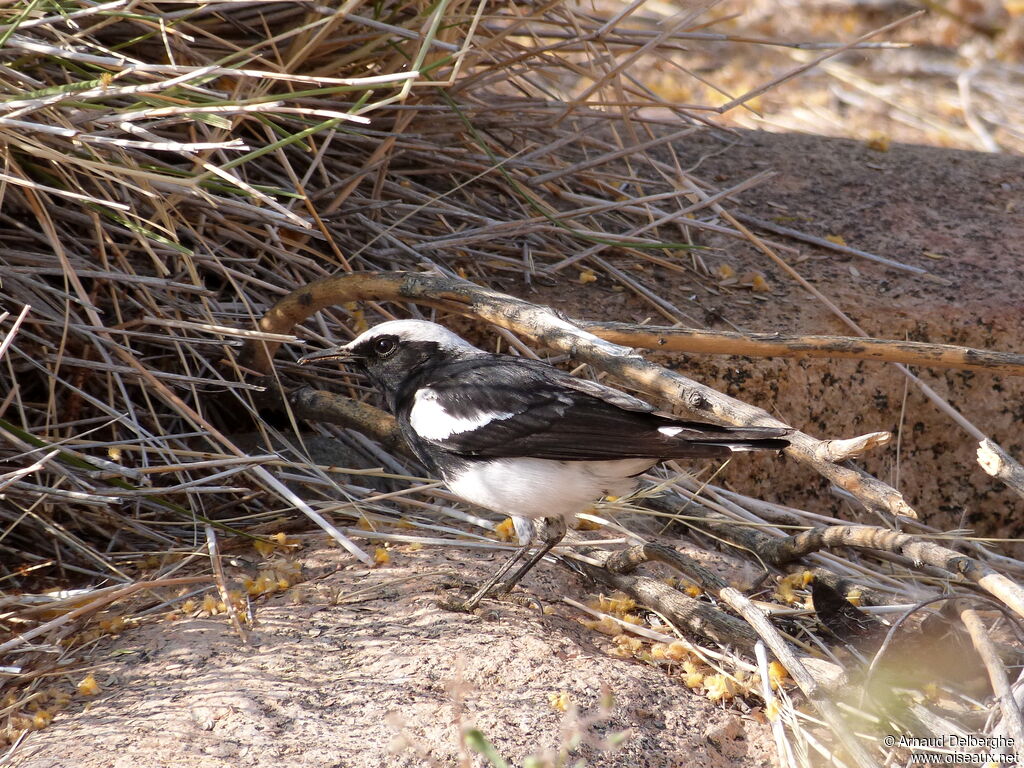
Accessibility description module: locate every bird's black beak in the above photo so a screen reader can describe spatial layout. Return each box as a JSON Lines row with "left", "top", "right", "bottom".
{"left": 296, "top": 346, "right": 360, "bottom": 366}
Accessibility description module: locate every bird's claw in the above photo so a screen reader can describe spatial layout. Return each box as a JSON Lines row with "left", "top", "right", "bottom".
{"left": 494, "top": 591, "right": 545, "bottom": 613}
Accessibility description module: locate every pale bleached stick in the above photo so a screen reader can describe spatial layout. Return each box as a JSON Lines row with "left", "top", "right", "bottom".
{"left": 978, "top": 439, "right": 1024, "bottom": 502}
{"left": 960, "top": 607, "right": 1024, "bottom": 762}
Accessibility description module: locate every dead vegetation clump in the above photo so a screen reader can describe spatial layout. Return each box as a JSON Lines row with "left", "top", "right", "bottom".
{"left": 1, "top": 1, "right": 1024, "bottom": 766}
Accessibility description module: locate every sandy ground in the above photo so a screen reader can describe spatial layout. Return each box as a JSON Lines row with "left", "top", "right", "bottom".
{"left": 11, "top": 542, "right": 775, "bottom": 768}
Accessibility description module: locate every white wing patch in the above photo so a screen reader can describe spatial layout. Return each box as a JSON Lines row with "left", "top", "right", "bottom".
{"left": 410, "top": 388, "right": 517, "bottom": 441}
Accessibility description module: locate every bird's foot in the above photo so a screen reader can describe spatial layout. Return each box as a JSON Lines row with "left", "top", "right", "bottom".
{"left": 435, "top": 594, "right": 479, "bottom": 613}
{"left": 434, "top": 578, "right": 486, "bottom": 613}
{"left": 434, "top": 580, "right": 543, "bottom": 614}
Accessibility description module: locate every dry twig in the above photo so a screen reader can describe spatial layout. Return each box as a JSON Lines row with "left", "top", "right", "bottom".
{"left": 579, "top": 322, "right": 1024, "bottom": 377}
{"left": 960, "top": 607, "right": 1024, "bottom": 761}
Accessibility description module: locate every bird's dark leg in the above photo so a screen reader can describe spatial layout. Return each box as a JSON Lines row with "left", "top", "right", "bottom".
{"left": 443, "top": 516, "right": 567, "bottom": 612}
{"left": 442, "top": 538, "right": 532, "bottom": 612}
{"left": 493, "top": 516, "right": 567, "bottom": 597}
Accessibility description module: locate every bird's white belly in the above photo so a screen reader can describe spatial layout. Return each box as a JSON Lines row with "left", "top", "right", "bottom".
{"left": 444, "top": 457, "right": 657, "bottom": 521}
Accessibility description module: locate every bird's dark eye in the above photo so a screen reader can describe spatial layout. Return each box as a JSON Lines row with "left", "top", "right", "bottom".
{"left": 373, "top": 337, "right": 398, "bottom": 357}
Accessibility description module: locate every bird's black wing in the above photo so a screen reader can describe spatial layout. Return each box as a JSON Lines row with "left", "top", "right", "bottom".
{"left": 400, "top": 356, "right": 788, "bottom": 460}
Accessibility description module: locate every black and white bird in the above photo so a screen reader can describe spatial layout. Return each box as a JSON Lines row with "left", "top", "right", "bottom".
{"left": 299, "top": 320, "right": 789, "bottom": 610}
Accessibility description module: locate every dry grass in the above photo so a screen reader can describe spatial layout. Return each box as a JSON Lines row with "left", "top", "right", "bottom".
{"left": 0, "top": 0, "right": 1022, "bottom": 766}
{"left": 685, "top": 0, "right": 1024, "bottom": 153}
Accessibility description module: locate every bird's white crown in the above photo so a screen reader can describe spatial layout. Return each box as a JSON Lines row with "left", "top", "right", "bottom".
{"left": 346, "top": 319, "right": 483, "bottom": 353}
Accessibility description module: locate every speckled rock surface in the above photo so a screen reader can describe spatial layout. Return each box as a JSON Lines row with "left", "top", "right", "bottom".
{"left": 520, "top": 130, "right": 1024, "bottom": 542}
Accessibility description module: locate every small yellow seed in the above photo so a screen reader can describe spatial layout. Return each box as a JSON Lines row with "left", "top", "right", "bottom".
{"left": 494, "top": 518, "right": 517, "bottom": 542}
{"left": 865, "top": 133, "right": 890, "bottom": 152}
{"left": 683, "top": 672, "right": 704, "bottom": 689}
{"left": 253, "top": 539, "right": 275, "bottom": 557}
{"left": 768, "top": 661, "right": 788, "bottom": 690}
{"left": 548, "top": 691, "right": 571, "bottom": 712}
{"left": 703, "top": 674, "right": 736, "bottom": 702}
{"left": 664, "top": 641, "right": 690, "bottom": 661}
{"left": 202, "top": 594, "right": 219, "bottom": 615}
{"left": 750, "top": 273, "right": 770, "bottom": 292}
{"left": 77, "top": 674, "right": 100, "bottom": 696}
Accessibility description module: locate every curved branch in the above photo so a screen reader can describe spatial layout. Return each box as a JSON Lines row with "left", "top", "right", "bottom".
{"left": 240, "top": 271, "right": 916, "bottom": 521}
{"left": 289, "top": 386, "right": 407, "bottom": 456}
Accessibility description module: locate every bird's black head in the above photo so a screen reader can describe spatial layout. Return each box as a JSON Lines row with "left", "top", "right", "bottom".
{"left": 298, "top": 320, "right": 483, "bottom": 407}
